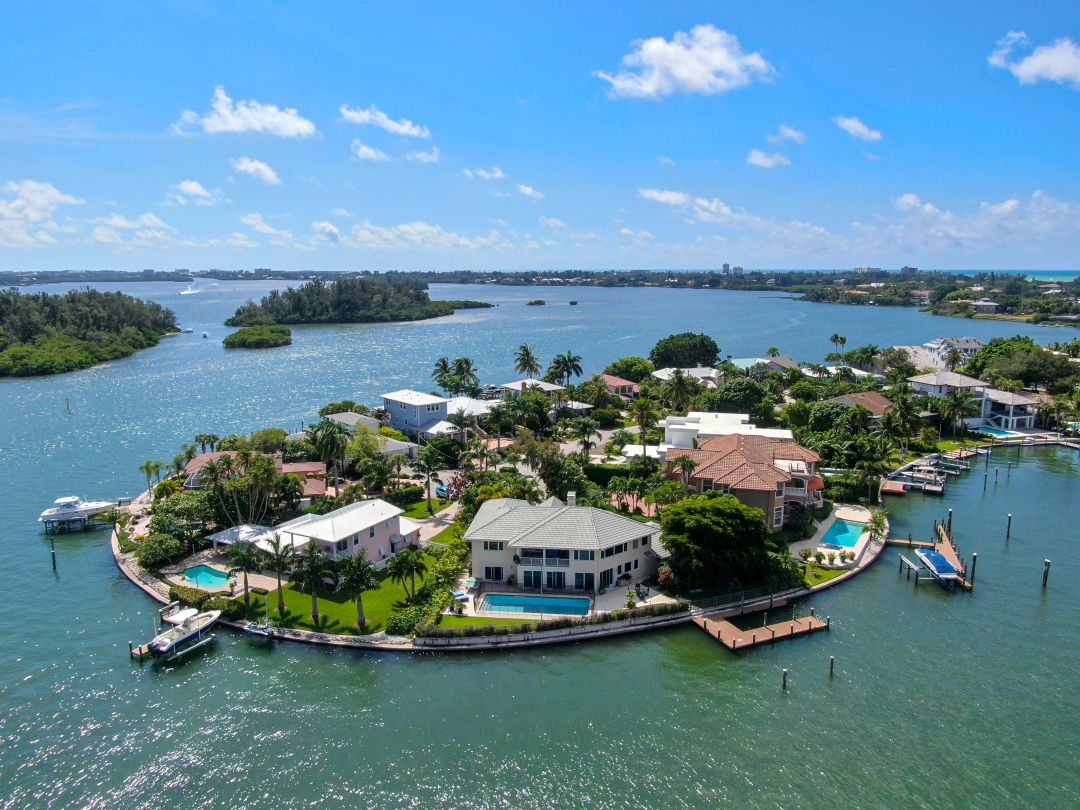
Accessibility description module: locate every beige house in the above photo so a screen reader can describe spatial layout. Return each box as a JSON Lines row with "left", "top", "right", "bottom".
{"left": 465, "top": 495, "right": 662, "bottom": 593}
{"left": 666, "top": 435, "right": 823, "bottom": 530}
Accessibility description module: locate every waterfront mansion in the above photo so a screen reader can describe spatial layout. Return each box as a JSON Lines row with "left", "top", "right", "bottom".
{"left": 465, "top": 495, "right": 663, "bottom": 593}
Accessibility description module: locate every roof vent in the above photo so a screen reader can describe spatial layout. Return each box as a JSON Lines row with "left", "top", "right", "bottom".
{"left": 567, "top": 491, "right": 577, "bottom": 507}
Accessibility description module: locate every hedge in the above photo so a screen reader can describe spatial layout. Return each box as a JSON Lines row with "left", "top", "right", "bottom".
{"left": 418, "top": 600, "right": 689, "bottom": 638}
{"left": 584, "top": 463, "right": 634, "bottom": 487}
{"left": 384, "top": 485, "right": 424, "bottom": 508}
{"left": 168, "top": 585, "right": 246, "bottom": 620}
{"left": 384, "top": 537, "right": 470, "bottom": 636}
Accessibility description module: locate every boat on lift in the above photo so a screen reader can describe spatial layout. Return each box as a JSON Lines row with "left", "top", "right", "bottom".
{"left": 38, "top": 496, "right": 115, "bottom": 523}
{"left": 148, "top": 610, "right": 220, "bottom": 657}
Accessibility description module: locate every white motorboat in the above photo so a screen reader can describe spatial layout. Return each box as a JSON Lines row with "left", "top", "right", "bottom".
{"left": 242, "top": 621, "right": 276, "bottom": 638}
{"left": 38, "top": 496, "right": 115, "bottom": 523}
{"left": 163, "top": 607, "right": 199, "bottom": 626}
{"left": 149, "top": 610, "right": 221, "bottom": 657}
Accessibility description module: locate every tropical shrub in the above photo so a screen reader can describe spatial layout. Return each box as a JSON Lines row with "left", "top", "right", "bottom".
{"left": 384, "top": 485, "right": 424, "bottom": 508}
{"left": 168, "top": 584, "right": 211, "bottom": 610}
{"left": 134, "top": 532, "right": 185, "bottom": 569}
{"left": 206, "top": 595, "right": 247, "bottom": 620}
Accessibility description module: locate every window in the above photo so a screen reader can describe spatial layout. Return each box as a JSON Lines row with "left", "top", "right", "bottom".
{"left": 483, "top": 541, "right": 504, "bottom": 551}
{"left": 632, "top": 538, "right": 639, "bottom": 549}
{"left": 573, "top": 550, "right": 595, "bottom": 561}
{"left": 368, "top": 526, "right": 376, "bottom": 539}
{"left": 523, "top": 570, "right": 542, "bottom": 589}
{"left": 775, "top": 482, "right": 785, "bottom": 496}
{"left": 700, "top": 479, "right": 714, "bottom": 491}
{"left": 574, "top": 572, "right": 595, "bottom": 591}
{"left": 546, "top": 571, "right": 566, "bottom": 589}
{"left": 773, "top": 506, "right": 784, "bottom": 527}
{"left": 545, "top": 549, "right": 569, "bottom": 561}
{"left": 484, "top": 566, "right": 504, "bottom": 581}
{"left": 335, "top": 539, "right": 347, "bottom": 552}
{"left": 633, "top": 559, "right": 639, "bottom": 570}
{"left": 641, "top": 537, "right": 650, "bottom": 547}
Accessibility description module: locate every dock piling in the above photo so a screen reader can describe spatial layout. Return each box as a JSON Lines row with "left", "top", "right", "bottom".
{"left": 782, "top": 669, "right": 788, "bottom": 690}
{"left": 947, "top": 509, "right": 953, "bottom": 533}
{"left": 826, "top": 616, "right": 831, "bottom": 629}
{"left": 1043, "top": 559, "right": 1051, "bottom": 588}
{"left": 995, "top": 467, "right": 999, "bottom": 483}
{"left": 970, "top": 552, "right": 977, "bottom": 585}
{"left": 50, "top": 535, "right": 56, "bottom": 572}
{"left": 1006, "top": 513, "right": 1012, "bottom": 541}
{"left": 829, "top": 656, "right": 835, "bottom": 677}
{"left": 983, "top": 472, "right": 988, "bottom": 491}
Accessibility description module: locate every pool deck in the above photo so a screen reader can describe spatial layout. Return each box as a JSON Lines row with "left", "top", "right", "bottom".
{"left": 789, "top": 505, "right": 872, "bottom": 569}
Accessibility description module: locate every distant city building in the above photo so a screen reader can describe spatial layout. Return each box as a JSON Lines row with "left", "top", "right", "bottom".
{"left": 900, "top": 265, "right": 919, "bottom": 275}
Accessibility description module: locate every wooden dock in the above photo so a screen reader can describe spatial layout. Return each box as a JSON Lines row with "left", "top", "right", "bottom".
{"left": 885, "top": 537, "right": 934, "bottom": 548}
{"left": 934, "top": 524, "right": 973, "bottom": 590}
{"left": 693, "top": 614, "right": 828, "bottom": 651}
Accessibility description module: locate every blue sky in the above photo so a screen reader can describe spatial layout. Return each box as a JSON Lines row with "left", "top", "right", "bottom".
{"left": 1, "top": 1, "right": 1078, "bottom": 271}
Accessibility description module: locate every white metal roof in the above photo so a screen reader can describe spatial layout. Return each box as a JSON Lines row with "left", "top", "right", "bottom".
{"left": 381, "top": 389, "right": 446, "bottom": 406}
{"left": 501, "top": 378, "right": 564, "bottom": 393}
{"left": 277, "top": 499, "right": 404, "bottom": 543}
{"left": 444, "top": 397, "right": 496, "bottom": 417}
{"left": 908, "top": 371, "right": 988, "bottom": 389}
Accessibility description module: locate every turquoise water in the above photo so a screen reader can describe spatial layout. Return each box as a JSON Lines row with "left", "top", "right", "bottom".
{"left": 2, "top": 281, "right": 1079, "bottom": 807}
{"left": 820, "top": 518, "right": 866, "bottom": 548}
{"left": 980, "top": 427, "right": 1019, "bottom": 438}
{"left": 479, "top": 593, "right": 591, "bottom": 615}
{"left": 184, "top": 564, "right": 229, "bottom": 588}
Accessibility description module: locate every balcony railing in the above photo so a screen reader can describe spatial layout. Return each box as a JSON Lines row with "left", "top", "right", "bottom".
{"left": 516, "top": 556, "right": 570, "bottom": 568}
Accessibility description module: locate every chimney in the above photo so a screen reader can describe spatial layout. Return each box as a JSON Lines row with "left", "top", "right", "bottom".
{"left": 566, "top": 491, "right": 577, "bottom": 507}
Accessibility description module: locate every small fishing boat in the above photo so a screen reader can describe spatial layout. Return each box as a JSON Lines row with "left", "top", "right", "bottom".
{"left": 201, "top": 331, "right": 209, "bottom": 339}
{"left": 162, "top": 607, "right": 198, "bottom": 626}
{"left": 38, "top": 496, "right": 114, "bottom": 523}
{"left": 242, "top": 621, "right": 275, "bottom": 638}
{"left": 915, "top": 549, "right": 960, "bottom": 584}
{"left": 149, "top": 609, "right": 220, "bottom": 657}
{"left": 179, "top": 327, "right": 194, "bottom": 334}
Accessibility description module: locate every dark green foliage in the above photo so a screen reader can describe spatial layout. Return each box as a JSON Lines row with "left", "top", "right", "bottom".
{"left": 282, "top": 438, "right": 318, "bottom": 462}
{"left": 806, "top": 401, "right": 853, "bottom": 434}
{"left": 964, "top": 336, "right": 1080, "bottom": 393}
{"left": 384, "top": 485, "right": 425, "bottom": 508}
{"left": 604, "top": 356, "right": 654, "bottom": 382}
{"left": 584, "top": 463, "right": 633, "bottom": 487}
{"left": 591, "top": 406, "right": 622, "bottom": 428}
{"left": 206, "top": 595, "right": 247, "bottom": 620}
{"left": 169, "top": 585, "right": 212, "bottom": 610}
{"left": 419, "top": 601, "right": 689, "bottom": 637}
{"left": 134, "top": 532, "right": 186, "bottom": 569}
{"left": 225, "top": 276, "right": 490, "bottom": 326}
{"left": 222, "top": 325, "right": 292, "bottom": 348}
{"left": 250, "top": 427, "right": 288, "bottom": 453}
{"left": 318, "top": 400, "right": 370, "bottom": 417}
{"left": 697, "top": 378, "right": 776, "bottom": 424}
{"left": 660, "top": 494, "right": 776, "bottom": 592}
{"left": 649, "top": 332, "right": 719, "bottom": 368}
{"left": 419, "top": 434, "right": 459, "bottom": 466}
{"left": 0, "top": 288, "right": 177, "bottom": 376}
{"left": 148, "top": 490, "right": 215, "bottom": 542}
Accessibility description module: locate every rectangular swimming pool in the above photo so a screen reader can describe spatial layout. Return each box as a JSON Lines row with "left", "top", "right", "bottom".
{"left": 979, "top": 427, "right": 1019, "bottom": 438}
{"left": 478, "top": 593, "right": 591, "bottom": 616}
{"left": 820, "top": 518, "right": 866, "bottom": 548}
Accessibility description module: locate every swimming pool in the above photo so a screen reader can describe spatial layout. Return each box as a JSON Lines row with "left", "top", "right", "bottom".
{"left": 478, "top": 593, "right": 591, "bottom": 616}
{"left": 185, "top": 564, "right": 230, "bottom": 588}
{"left": 820, "top": 519, "right": 866, "bottom": 548}
{"left": 979, "top": 427, "right": 1019, "bottom": 438}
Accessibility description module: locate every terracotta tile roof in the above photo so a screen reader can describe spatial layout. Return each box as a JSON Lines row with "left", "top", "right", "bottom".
{"left": 667, "top": 435, "right": 819, "bottom": 493}
{"left": 599, "top": 373, "right": 640, "bottom": 391}
{"left": 827, "top": 391, "right": 893, "bottom": 417}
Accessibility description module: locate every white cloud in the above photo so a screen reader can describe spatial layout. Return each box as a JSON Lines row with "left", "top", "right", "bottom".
{"left": 989, "top": 31, "right": 1080, "bottom": 89}
{"left": 594, "top": 24, "right": 773, "bottom": 99}
{"left": 863, "top": 151, "right": 880, "bottom": 161}
{"left": 746, "top": 149, "right": 790, "bottom": 169}
{"left": 766, "top": 124, "right": 805, "bottom": 144}
{"left": 406, "top": 147, "right": 441, "bottom": 163}
{"left": 339, "top": 104, "right": 431, "bottom": 138}
{"left": 540, "top": 216, "right": 567, "bottom": 230}
{"left": 91, "top": 225, "right": 123, "bottom": 244}
{"left": 516, "top": 183, "right": 544, "bottom": 200}
{"left": 331, "top": 207, "right": 352, "bottom": 218}
{"left": 657, "top": 155, "right": 676, "bottom": 167}
{"left": 0, "top": 180, "right": 83, "bottom": 247}
{"left": 619, "top": 227, "right": 653, "bottom": 239}
{"left": 166, "top": 179, "right": 225, "bottom": 206}
{"left": 833, "top": 115, "right": 883, "bottom": 142}
{"left": 350, "top": 139, "right": 390, "bottom": 162}
{"left": 173, "top": 86, "right": 316, "bottom": 137}
{"left": 638, "top": 188, "right": 691, "bottom": 206}
{"left": 240, "top": 212, "right": 296, "bottom": 246}
{"left": 343, "top": 220, "right": 512, "bottom": 251}
{"left": 311, "top": 220, "right": 341, "bottom": 244}
{"left": 96, "top": 212, "right": 171, "bottom": 229}
{"left": 463, "top": 166, "right": 506, "bottom": 180}
{"left": 230, "top": 156, "right": 280, "bottom": 185}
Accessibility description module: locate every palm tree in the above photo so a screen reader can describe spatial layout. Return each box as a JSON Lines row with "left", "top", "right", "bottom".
{"left": 194, "top": 433, "right": 210, "bottom": 454}
{"left": 306, "top": 420, "right": 350, "bottom": 484}
{"left": 659, "top": 368, "right": 699, "bottom": 412}
{"left": 411, "top": 448, "right": 442, "bottom": 515}
{"left": 866, "top": 507, "right": 889, "bottom": 543}
{"left": 226, "top": 541, "right": 264, "bottom": 615}
{"left": 484, "top": 402, "right": 514, "bottom": 449}
{"left": 291, "top": 543, "right": 336, "bottom": 623}
{"left": 569, "top": 417, "right": 602, "bottom": 461}
{"left": 273, "top": 473, "right": 304, "bottom": 516}
{"left": 837, "top": 335, "right": 847, "bottom": 355}
{"left": 944, "top": 347, "right": 963, "bottom": 371}
{"left": 451, "top": 357, "right": 479, "bottom": 393}
{"left": 337, "top": 550, "right": 379, "bottom": 629}
{"left": 829, "top": 333, "right": 842, "bottom": 355}
{"left": 446, "top": 408, "right": 473, "bottom": 443}
{"left": 264, "top": 535, "right": 296, "bottom": 618}
{"left": 673, "top": 454, "right": 698, "bottom": 492}
{"left": 607, "top": 476, "right": 630, "bottom": 511}
{"left": 432, "top": 357, "right": 452, "bottom": 393}
{"left": 628, "top": 396, "right": 661, "bottom": 467}
{"left": 549, "top": 350, "right": 583, "bottom": 387}
{"left": 386, "top": 547, "right": 427, "bottom": 602}
{"left": 137, "top": 459, "right": 158, "bottom": 497}
{"left": 514, "top": 344, "right": 542, "bottom": 378}
{"left": 766, "top": 346, "right": 780, "bottom": 358}
{"left": 938, "top": 389, "right": 979, "bottom": 437}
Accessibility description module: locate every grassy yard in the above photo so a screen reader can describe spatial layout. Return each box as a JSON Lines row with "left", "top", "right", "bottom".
{"left": 247, "top": 552, "right": 437, "bottom": 634}
{"left": 437, "top": 615, "right": 534, "bottom": 629}
{"left": 802, "top": 564, "right": 849, "bottom": 587}
{"left": 427, "top": 523, "right": 463, "bottom": 544}
{"left": 401, "top": 498, "right": 450, "bottom": 519}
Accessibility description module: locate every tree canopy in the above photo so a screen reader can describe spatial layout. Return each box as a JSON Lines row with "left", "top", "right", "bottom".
{"left": 604, "top": 356, "right": 654, "bottom": 382}
{"left": 225, "top": 276, "right": 490, "bottom": 326}
{"left": 0, "top": 288, "right": 177, "bottom": 376}
{"left": 648, "top": 332, "right": 720, "bottom": 368}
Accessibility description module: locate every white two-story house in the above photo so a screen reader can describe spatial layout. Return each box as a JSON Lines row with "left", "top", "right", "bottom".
{"left": 465, "top": 495, "right": 663, "bottom": 593}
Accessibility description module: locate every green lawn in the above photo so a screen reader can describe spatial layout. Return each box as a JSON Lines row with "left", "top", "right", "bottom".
{"left": 401, "top": 498, "right": 450, "bottom": 519}
{"left": 247, "top": 552, "right": 437, "bottom": 634}
{"left": 802, "top": 564, "right": 848, "bottom": 587}
{"left": 437, "top": 615, "right": 534, "bottom": 628}
{"left": 427, "top": 523, "right": 463, "bottom": 544}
